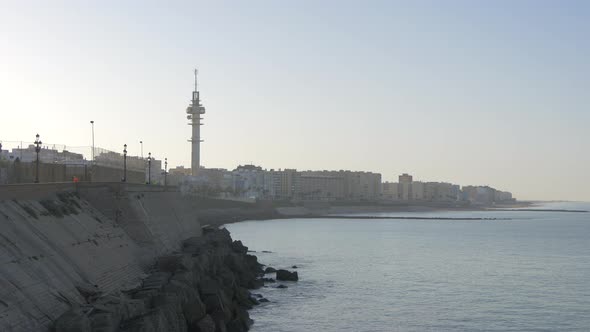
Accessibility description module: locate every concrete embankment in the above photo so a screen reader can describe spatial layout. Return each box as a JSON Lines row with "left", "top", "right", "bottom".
{"left": 0, "top": 183, "right": 268, "bottom": 332}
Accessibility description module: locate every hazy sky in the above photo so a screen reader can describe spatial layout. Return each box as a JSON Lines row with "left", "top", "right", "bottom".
{"left": 1, "top": 1, "right": 589, "bottom": 201}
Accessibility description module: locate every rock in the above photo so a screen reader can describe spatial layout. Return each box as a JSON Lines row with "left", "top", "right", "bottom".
{"left": 55, "top": 309, "right": 91, "bottom": 332}
{"left": 276, "top": 269, "right": 299, "bottom": 281}
{"left": 291, "top": 265, "right": 298, "bottom": 269}
{"left": 56, "top": 229, "right": 268, "bottom": 332}
{"left": 234, "top": 286, "right": 254, "bottom": 309}
{"left": 157, "top": 254, "right": 194, "bottom": 272}
{"left": 276, "top": 284, "right": 288, "bottom": 289}
{"left": 75, "top": 282, "right": 101, "bottom": 303}
{"left": 170, "top": 270, "right": 198, "bottom": 288}
{"left": 199, "top": 278, "right": 219, "bottom": 296}
{"left": 89, "top": 311, "right": 121, "bottom": 332}
{"left": 261, "top": 250, "right": 272, "bottom": 253}
{"left": 142, "top": 272, "right": 172, "bottom": 290}
{"left": 246, "top": 278, "right": 264, "bottom": 289}
{"left": 131, "top": 289, "right": 160, "bottom": 308}
{"left": 182, "top": 236, "right": 208, "bottom": 254}
{"left": 234, "top": 306, "right": 253, "bottom": 330}
{"left": 264, "top": 267, "right": 277, "bottom": 273}
{"left": 226, "top": 319, "right": 247, "bottom": 332}
{"left": 231, "top": 240, "right": 248, "bottom": 254}
{"left": 203, "top": 294, "right": 225, "bottom": 313}
{"left": 183, "top": 299, "right": 207, "bottom": 328}
{"left": 249, "top": 296, "right": 260, "bottom": 305}
{"left": 210, "top": 310, "right": 229, "bottom": 332}
{"left": 119, "top": 299, "right": 146, "bottom": 321}
{"left": 196, "top": 315, "right": 216, "bottom": 332}
{"left": 163, "top": 280, "right": 199, "bottom": 306}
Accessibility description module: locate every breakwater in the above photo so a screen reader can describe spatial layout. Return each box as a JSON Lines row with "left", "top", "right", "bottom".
{"left": 55, "top": 228, "right": 266, "bottom": 332}
{"left": 305, "top": 215, "right": 512, "bottom": 221}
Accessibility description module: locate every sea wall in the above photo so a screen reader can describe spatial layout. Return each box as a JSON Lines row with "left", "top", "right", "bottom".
{"left": 0, "top": 184, "right": 207, "bottom": 331}
{"left": 0, "top": 162, "right": 145, "bottom": 185}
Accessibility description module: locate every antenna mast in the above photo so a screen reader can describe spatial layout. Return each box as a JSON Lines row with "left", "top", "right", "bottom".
{"left": 195, "top": 68, "right": 199, "bottom": 91}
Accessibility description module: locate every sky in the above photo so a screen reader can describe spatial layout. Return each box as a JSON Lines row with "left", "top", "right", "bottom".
{"left": 0, "top": 0, "right": 589, "bottom": 201}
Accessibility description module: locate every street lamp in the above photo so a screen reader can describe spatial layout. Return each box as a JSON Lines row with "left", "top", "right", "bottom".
{"left": 90, "top": 120, "right": 95, "bottom": 162}
{"left": 147, "top": 152, "right": 152, "bottom": 185}
{"left": 122, "top": 144, "right": 127, "bottom": 182}
{"left": 140, "top": 140, "right": 143, "bottom": 159}
{"left": 34, "top": 134, "right": 42, "bottom": 183}
{"left": 164, "top": 158, "right": 168, "bottom": 187}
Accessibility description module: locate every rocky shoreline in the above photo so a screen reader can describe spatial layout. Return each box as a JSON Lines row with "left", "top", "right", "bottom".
{"left": 54, "top": 228, "right": 295, "bottom": 332}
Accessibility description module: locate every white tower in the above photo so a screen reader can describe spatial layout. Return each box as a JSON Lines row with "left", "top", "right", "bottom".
{"left": 186, "top": 69, "right": 206, "bottom": 176}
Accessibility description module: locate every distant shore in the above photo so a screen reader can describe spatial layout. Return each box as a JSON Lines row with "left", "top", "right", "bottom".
{"left": 200, "top": 200, "right": 590, "bottom": 228}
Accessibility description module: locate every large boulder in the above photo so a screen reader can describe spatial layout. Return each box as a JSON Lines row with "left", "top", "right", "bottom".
{"left": 75, "top": 282, "right": 101, "bottom": 303}
{"left": 231, "top": 240, "right": 248, "bottom": 254}
{"left": 276, "top": 269, "right": 299, "bottom": 281}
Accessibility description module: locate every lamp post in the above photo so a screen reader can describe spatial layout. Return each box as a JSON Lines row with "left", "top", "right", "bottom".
{"left": 90, "top": 120, "right": 95, "bottom": 162}
{"left": 122, "top": 144, "right": 127, "bottom": 182}
{"left": 140, "top": 140, "right": 143, "bottom": 159}
{"left": 164, "top": 158, "right": 168, "bottom": 187}
{"left": 34, "top": 134, "right": 42, "bottom": 183}
{"left": 147, "top": 152, "right": 152, "bottom": 185}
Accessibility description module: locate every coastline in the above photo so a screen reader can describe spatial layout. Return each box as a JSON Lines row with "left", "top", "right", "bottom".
{"left": 204, "top": 200, "right": 589, "bottom": 229}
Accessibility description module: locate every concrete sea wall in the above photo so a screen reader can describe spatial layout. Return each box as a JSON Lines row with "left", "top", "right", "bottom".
{"left": 0, "top": 162, "right": 146, "bottom": 185}
{"left": 0, "top": 183, "right": 204, "bottom": 331}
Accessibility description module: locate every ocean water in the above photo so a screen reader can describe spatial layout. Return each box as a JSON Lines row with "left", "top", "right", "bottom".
{"left": 225, "top": 202, "right": 590, "bottom": 332}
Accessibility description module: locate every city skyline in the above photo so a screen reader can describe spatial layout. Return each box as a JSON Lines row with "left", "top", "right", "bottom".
{"left": 1, "top": 1, "right": 589, "bottom": 201}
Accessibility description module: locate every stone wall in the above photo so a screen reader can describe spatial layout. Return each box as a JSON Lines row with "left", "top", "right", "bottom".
{"left": 0, "top": 163, "right": 145, "bottom": 185}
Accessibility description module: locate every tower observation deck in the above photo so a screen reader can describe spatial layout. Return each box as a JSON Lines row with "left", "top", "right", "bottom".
{"left": 186, "top": 69, "right": 206, "bottom": 176}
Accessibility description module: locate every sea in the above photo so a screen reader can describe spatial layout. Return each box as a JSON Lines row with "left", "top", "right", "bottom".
{"left": 225, "top": 202, "right": 590, "bottom": 332}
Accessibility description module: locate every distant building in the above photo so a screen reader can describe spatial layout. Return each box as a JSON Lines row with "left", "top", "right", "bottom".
{"left": 8, "top": 145, "right": 84, "bottom": 164}
{"left": 169, "top": 166, "right": 192, "bottom": 176}
{"left": 382, "top": 174, "right": 462, "bottom": 202}
{"left": 298, "top": 171, "right": 345, "bottom": 201}
{"left": 382, "top": 182, "right": 400, "bottom": 200}
{"left": 233, "top": 165, "right": 266, "bottom": 199}
{"left": 462, "top": 185, "right": 496, "bottom": 205}
{"left": 399, "top": 173, "right": 413, "bottom": 200}
{"left": 270, "top": 169, "right": 299, "bottom": 200}
{"left": 201, "top": 168, "right": 232, "bottom": 190}
{"left": 336, "top": 171, "right": 382, "bottom": 201}
{"left": 495, "top": 190, "right": 514, "bottom": 203}
{"left": 146, "top": 158, "right": 163, "bottom": 184}
{"left": 412, "top": 181, "right": 425, "bottom": 200}
{"left": 424, "top": 182, "right": 461, "bottom": 201}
